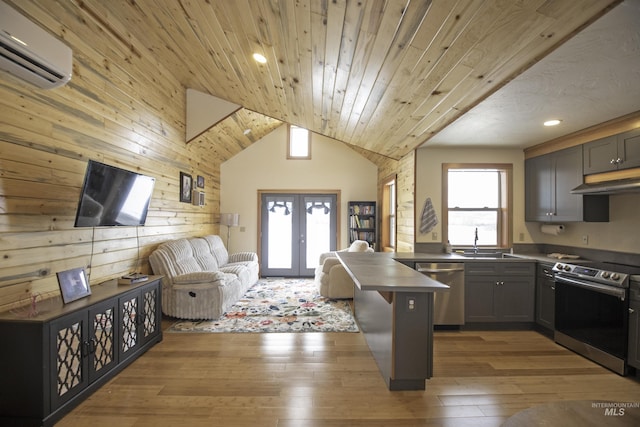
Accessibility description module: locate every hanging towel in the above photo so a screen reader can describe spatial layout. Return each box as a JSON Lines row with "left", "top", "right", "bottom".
{"left": 420, "top": 197, "right": 438, "bottom": 234}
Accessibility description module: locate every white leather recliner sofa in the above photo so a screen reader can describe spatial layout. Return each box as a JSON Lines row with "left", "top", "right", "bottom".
{"left": 314, "top": 240, "right": 373, "bottom": 299}
{"left": 149, "top": 235, "right": 258, "bottom": 320}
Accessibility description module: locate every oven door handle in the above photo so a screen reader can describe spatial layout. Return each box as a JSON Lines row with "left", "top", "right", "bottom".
{"left": 555, "top": 276, "right": 626, "bottom": 300}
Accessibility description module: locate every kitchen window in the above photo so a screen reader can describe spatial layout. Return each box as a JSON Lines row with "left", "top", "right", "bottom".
{"left": 381, "top": 176, "right": 396, "bottom": 251}
{"left": 443, "top": 164, "right": 512, "bottom": 248}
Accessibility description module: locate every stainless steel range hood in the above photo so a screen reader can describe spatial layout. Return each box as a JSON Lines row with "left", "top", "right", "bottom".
{"left": 571, "top": 178, "right": 640, "bottom": 194}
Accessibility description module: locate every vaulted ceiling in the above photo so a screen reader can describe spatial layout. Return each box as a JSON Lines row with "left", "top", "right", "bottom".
{"left": 75, "top": 0, "right": 632, "bottom": 160}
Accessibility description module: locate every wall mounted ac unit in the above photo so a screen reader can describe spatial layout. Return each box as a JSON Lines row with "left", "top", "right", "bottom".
{"left": 0, "top": 1, "right": 72, "bottom": 89}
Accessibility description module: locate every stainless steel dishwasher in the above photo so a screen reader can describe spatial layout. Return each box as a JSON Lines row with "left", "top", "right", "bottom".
{"left": 416, "top": 262, "right": 465, "bottom": 326}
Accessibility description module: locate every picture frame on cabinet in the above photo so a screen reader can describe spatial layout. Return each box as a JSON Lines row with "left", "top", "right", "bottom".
{"left": 57, "top": 267, "right": 91, "bottom": 304}
{"left": 180, "top": 172, "right": 192, "bottom": 203}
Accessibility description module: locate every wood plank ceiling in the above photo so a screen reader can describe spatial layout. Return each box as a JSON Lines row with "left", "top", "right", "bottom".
{"left": 76, "top": 0, "right": 620, "bottom": 160}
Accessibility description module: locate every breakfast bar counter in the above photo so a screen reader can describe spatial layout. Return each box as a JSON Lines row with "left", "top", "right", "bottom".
{"left": 336, "top": 252, "right": 449, "bottom": 390}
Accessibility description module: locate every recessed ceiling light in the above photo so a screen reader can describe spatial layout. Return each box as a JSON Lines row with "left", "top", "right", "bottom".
{"left": 252, "top": 53, "right": 267, "bottom": 64}
{"left": 543, "top": 119, "right": 562, "bottom": 127}
{"left": 243, "top": 129, "right": 251, "bottom": 135}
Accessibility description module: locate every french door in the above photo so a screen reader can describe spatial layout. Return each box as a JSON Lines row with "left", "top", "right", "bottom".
{"left": 260, "top": 192, "right": 337, "bottom": 277}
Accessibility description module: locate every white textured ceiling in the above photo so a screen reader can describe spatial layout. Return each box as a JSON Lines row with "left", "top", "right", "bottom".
{"left": 425, "top": 0, "right": 640, "bottom": 149}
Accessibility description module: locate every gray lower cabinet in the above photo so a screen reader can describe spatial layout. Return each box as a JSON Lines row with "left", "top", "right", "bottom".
{"left": 535, "top": 263, "right": 555, "bottom": 331}
{"left": 583, "top": 128, "right": 640, "bottom": 174}
{"left": 465, "top": 262, "right": 535, "bottom": 323}
{"left": 0, "top": 277, "right": 162, "bottom": 427}
{"left": 628, "top": 283, "right": 640, "bottom": 370}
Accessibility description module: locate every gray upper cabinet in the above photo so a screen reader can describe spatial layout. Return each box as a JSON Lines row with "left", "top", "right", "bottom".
{"left": 617, "top": 128, "right": 640, "bottom": 170}
{"left": 525, "top": 146, "right": 583, "bottom": 222}
{"left": 583, "top": 128, "right": 640, "bottom": 174}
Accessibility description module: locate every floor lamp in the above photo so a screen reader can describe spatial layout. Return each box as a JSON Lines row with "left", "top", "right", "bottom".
{"left": 220, "top": 213, "right": 240, "bottom": 250}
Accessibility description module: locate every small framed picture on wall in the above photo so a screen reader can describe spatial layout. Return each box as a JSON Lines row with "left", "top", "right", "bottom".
{"left": 197, "top": 175, "right": 205, "bottom": 188}
{"left": 180, "top": 172, "right": 192, "bottom": 203}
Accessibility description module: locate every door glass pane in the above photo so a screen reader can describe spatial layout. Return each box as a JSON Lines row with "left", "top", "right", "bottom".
{"left": 143, "top": 289, "right": 157, "bottom": 337}
{"left": 267, "top": 200, "right": 293, "bottom": 269}
{"left": 121, "top": 298, "right": 137, "bottom": 353}
{"left": 56, "top": 321, "right": 83, "bottom": 397}
{"left": 305, "top": 197, "right": 332, "bottom": 269}
{"left": 93, "top": 309, "right": 114, "bottom": 372}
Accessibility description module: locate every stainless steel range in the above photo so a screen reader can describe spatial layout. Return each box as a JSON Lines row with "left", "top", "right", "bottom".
{"left": 553, "top": 261, "right": 640, "bottom": 375}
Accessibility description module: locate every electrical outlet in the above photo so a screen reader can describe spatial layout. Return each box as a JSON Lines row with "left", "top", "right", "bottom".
{"left": 407, "top": 297, "right": 416, "bottom": 311}
{"left": 582, "top": 235, "right": 588, "bottom": 244}
{"left": 519, "top": 232, "right": 524, "bottom": 242}
{"left": 432, "top": 231, "right": 438, "bottom": 240}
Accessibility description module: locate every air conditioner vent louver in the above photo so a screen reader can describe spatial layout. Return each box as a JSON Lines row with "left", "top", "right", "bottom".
{"left": 0, "top": 1, "right": 72, "bottom": 89}
{"left": 0, "top": 39, "right": 66, "bottom": 83}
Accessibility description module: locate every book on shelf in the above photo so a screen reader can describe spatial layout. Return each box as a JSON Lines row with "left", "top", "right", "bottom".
{"left": 350, "top": 204, "right": 375, "bottom": 216}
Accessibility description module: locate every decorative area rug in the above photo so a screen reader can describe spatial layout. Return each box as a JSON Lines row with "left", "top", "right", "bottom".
{"left": 166, "top": 278, "right": 359, "bottom": 333}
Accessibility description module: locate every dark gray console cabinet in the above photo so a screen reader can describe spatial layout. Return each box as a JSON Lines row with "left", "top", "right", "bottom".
{"left": 0, "top": 277, "right": 162, "bottom": 427}
{"left": 465, "top": 262, "right": 535, "bottom": 323}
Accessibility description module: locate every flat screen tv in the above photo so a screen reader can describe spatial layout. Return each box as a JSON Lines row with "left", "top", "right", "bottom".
{"left": 74, "top": 160, "right": 156, "bottom": 227}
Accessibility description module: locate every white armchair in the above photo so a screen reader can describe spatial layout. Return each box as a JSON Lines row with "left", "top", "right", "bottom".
{"left": 314, "top": 240, "right": 374, "bottom": 299}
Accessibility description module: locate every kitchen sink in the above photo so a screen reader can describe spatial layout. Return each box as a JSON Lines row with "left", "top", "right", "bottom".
{"left": 458, "top": 251, "right": 504, "bottom": 258}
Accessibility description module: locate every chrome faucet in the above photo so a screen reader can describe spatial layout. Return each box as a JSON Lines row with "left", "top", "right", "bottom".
{"left": 473, "top": 228, "right": 479, "bottom": 254}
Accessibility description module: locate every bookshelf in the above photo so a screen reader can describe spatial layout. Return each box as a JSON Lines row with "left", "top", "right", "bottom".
{"left": 348, "top": 201, "right": 376, "bottom": 250}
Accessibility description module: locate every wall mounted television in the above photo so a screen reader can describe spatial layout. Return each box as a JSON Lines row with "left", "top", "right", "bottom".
{"left": 74, "top": 160, "right": 156, "bottom": 227}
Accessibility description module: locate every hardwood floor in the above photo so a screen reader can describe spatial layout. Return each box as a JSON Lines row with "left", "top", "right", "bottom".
{"left": 56, "top": 321, "right": 640, "bottom": 427}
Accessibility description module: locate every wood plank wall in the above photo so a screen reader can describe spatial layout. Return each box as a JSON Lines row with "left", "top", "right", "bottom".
{"left": 0, "top": 2, "right": 221, "bottom": 312}
{"left": 395, "top": 153, "right": 416, "bottom": 253}
{"left": 0, "top": 1, "right": 417, "bottom": 312}
{"left": 377, "top": 153, "right": 415, "bottom": 253}
{"left": 346, "top": 144, "right": 415, "bottom": 253}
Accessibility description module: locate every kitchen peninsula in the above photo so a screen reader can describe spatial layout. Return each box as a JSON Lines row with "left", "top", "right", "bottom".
{"left": 336, "top": 252, "right": 449, "bottom": 390}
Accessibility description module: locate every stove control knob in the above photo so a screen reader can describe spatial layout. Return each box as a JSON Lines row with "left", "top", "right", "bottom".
{"left": 601, "top": 271, "right": 610, "bottom": 279}
{"left": 611, "top": 273, "right": 620, "bottom": 281}
{"left": 563, "top": 265, "right": 571, "bottom": 271}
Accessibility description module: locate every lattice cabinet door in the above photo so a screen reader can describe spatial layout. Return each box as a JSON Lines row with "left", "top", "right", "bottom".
{"left": 88, "top": 299, "right": 117, "bottom": 382}
{"left": 49, "top": 311, "right": 89, "bottom": 410}
{"left": 118, "top": 282, "right": 163, "bottom": 361}
{"left": 118, "top": 291, "right": 140, "bottom": 361}
{"left": 140, "top": 283, "right": 161, "bottom": 347}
